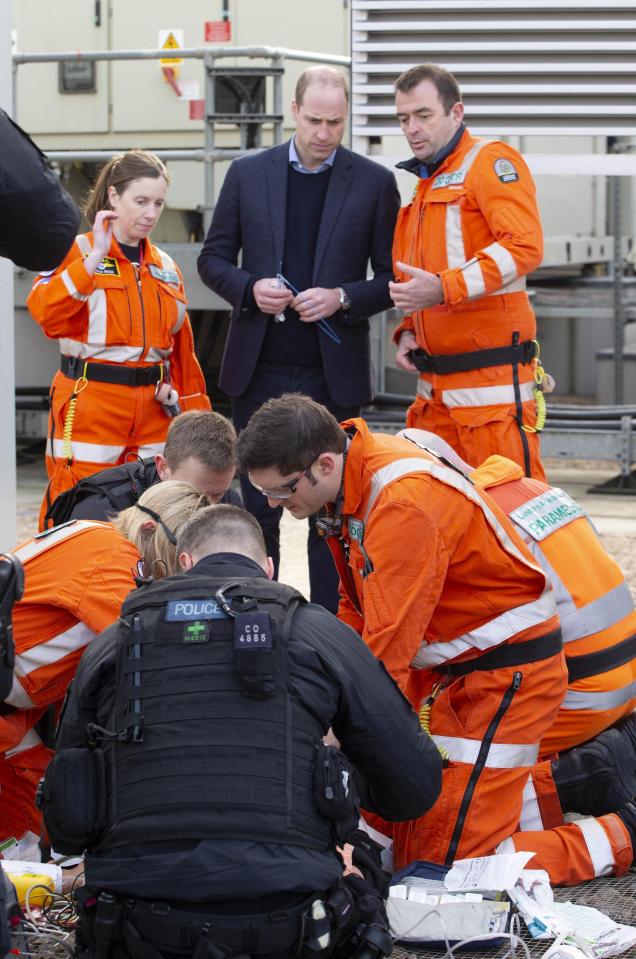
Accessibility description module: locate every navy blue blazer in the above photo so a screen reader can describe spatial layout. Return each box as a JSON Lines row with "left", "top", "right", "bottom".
{"left": 197, "top": 141, "right": 400, "bottom": 407}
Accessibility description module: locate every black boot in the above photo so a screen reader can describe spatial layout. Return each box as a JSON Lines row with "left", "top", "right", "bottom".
{"left": 552, "top": 713, "right": 636, "bottom": 817}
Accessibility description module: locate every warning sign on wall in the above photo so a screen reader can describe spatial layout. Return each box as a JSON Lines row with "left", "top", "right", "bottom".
{"left": 159, "top": 29, "right": 184, "bottom": 66}
{"left": 205, "top": 20, "right": 231, "bottom": 43}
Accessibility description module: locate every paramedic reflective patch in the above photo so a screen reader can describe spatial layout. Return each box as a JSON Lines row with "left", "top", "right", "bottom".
{"left": 431, "top": 170, "right": 466, "bottom": 189}
{"left": 166, "top": 598, "right": 228, "bottom": 621}
{"left": 509, "top": 488, "right": 585, "bottom": 542}
{"left": 148, "top": 263, "right": 180, "bottom": 285}
{"left": 95, "top": 257, "right": 121, "bottom": 276}
{"left": 494, "top": 158, "right": 519, "bottom": 183}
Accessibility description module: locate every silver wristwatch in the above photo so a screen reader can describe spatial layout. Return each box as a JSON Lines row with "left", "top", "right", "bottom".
{"left": 337, "top": 287, "right": 351, "bottom": 311}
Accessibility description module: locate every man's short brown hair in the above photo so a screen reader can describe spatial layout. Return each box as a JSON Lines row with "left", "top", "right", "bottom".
{"left": 164, "top": 411, "right": 237, "bottom": 472}
{"left": 295, "top": 66, "right": 350, "bottom": 107}
{"left": 177, "top": 504, "right": 267, "bottom": 566}
{"left": 394, "top": 64, "right": 461, "bottom": 114}
{"left": 237, "top": 394, "right": 346, "bottom": 476}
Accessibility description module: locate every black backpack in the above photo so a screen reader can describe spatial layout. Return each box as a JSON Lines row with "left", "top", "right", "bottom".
{"left": 45, "top": 459, "right": 157, "bottom": 527}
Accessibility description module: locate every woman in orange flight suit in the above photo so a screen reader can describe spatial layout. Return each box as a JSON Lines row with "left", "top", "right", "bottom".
{"left": 27, "top": 150, "right": 210, "bottom": 527}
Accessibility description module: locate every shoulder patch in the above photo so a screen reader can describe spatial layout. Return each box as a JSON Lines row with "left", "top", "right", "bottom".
{"left": 148, "top": 263, "right": 180, "bottom": 286}
{"left": 494, "top": 158, "right": 519, "bottom": 183}
{"left": 509, "top": 488, "right": 585, "bottom": 542}
{"left": 95, "top": 256, "right": 121, "bottom": 277}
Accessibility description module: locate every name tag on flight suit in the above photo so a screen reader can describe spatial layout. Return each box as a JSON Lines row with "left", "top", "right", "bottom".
{"left": 509, "top": 488, "right": 585, "bottom": 542}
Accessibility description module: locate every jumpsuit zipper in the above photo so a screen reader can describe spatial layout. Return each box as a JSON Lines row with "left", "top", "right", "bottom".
{"left": 444, "top": 670, "right": 523, "bottom": 866}
{"left": 133, "top": 263, "right": 146, "bottom": 360}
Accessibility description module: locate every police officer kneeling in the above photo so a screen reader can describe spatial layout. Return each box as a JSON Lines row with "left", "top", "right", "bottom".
{"left": 42, "top": 505, "right": 442, "bottom": 959}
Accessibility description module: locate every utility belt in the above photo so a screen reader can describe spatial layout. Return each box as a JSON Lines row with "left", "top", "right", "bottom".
{"left": 409, "top": 339, "right": 536, "bottom": 376}
{"left": 76, "top": 877, "right": 390, "bottom": 959}
{"left": 443, "top": 627, "right": 562, "bottom": 678}
{"left": 61, "top": 356, "right": 164, "bottom": 387}
{"left": 566, "top": 630, "right": 636, "bottom": 683}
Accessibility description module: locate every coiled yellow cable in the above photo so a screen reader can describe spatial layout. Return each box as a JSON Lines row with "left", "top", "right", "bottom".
{"left": 419, "top": 695, "right": 450, "bottom": 761}
{"left": 61, "top": 368, "right": 88, "bottom": 461}
{"left": 523, "top": 339, "right": 548, "bottom": 434}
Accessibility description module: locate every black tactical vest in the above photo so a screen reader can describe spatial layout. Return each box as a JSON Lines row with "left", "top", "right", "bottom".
{"left": 93, "top": 573, "right": 334, "bottom": 854}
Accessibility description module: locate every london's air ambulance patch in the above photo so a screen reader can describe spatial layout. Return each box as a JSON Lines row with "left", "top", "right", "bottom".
{"left": 494, "top": 158, "right": 519, "bottom": 183}
{"left": 95, "top": 257, "right": 121, "bottom": 276}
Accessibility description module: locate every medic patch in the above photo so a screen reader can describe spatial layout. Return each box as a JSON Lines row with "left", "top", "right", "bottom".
{"left": 509, "top": 488, "right": 585, "bottom": 542}
{"left": 348, "top": 518, "right": 364, "bottom": 543}
{"left": 183, "top": 620, "right": 210, "bottom": 644}
{"left": 431, "top": 170, "right": 466, "bottom": 190}
{"left": 94, "top": 256, "right": 121, "bottom": 277}
{"left": 494, "top": 158, "right": 519, "bottom": 183}
{"left": 165, "top": 598, "right": 228, "bottom": 621}
{"left": 148, "top": 263, "right": 180, "bottom": 286}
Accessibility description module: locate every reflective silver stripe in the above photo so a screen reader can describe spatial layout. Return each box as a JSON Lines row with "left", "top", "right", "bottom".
{"left": 562, "top": 681, "right": 636, "bottom": 711}
{"left": 172, "top": 300, "right": 187, "bottom": 334}
{"left": 456, "top": 139, "right": 492, "bottom": 177}
{"left": 496, "top": 837, "right": 515, "bottom": 856}
{"left": 4, "top": 676, "right": 35, "bottom": 708}
{"left": 518, "top": 775, "right": 543, "bottom": 831}
{"left": 61, "top": 268, "right": 88, "bottom": 302}
{"left": 48, "top": 438, "right": 125, "bottom": 463}
{"left": 75, "top": 234, "right": 92, "bottom": 257}
{"left": 58, "top": 340, "right": 144, "bottom": 363}
{"left": 412, "top": 590, "right": 557, "bottom": 669}
{"left": 145, "top": 347, "right": 172, "bottom": 362}
{"left": 442, "top": 380, "right": 536, "bottom": 408}
{"left": 432, "top": 735, "right": 539, "bottom": 769}
{"left": 576, "top": 819, "right": 614, "bottom": 877}
{"left": 483, "top": 241, "right": 519, "bottom": 287}
{"left": 461, "top": 259, "right": 486, "bottom": 299}
{"left": 156, "top": 247, "right": 177, "bottom": 275}
{"left": 559, "top": 582, "right": 635, "bottom": 645}
{"left": 87, "top": 287, "right": 108, "bottom": 344}
{"left": 5, "top": 727, "right": 43, "bottom": 759}
{"left": 491, "top": 276, "right": 527, "bottom": 295}
{"left": 416, "top": 378, "right": 433, "bottom": 400}
{"left": 136, "top": 442, "right": 166, "bottom": 458}
{"left": 445, "top": 204, "right": 466, "bottom": 269}
{"left": 13, "top": 521, "right": 100, "bottom": 564}
{"left": 14, "top": 622, "right": 95, "bottom": 679}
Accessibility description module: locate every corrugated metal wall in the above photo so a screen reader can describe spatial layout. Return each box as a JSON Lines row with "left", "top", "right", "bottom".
{"left": 351, "top": 0, "right": 636, "bottom": 141}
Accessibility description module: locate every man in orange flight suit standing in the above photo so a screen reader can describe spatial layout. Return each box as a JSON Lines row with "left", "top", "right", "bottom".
{"left": 401, "top": 428, "right": 636, "bottom": 885}
{"left": 237, "top": 394, "right": 567, "bottom": 879}
{"left": 390, "top": 63, "right": 547, "bottom": 480}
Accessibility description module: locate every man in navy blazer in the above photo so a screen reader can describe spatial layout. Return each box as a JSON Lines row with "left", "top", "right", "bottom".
{"left": 198, "top": 65, "right": 400, "bottom": 612}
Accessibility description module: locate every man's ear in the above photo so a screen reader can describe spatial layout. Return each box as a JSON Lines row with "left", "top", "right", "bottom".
{"left": 155, "top": 453, "right": 170, "bottom": 481}
{"left": 451, "top": 100, "right": 465, "bottom": 127}
{"left": 179, "top": 550, "right": 195, "bottom": 571}
{"left": 315, "top": 452, "right": 337, "bottom": 477}
{"left": 290, "top": 98, "right": 299, "bottom": 121}
{"left": 265, "top": 556, "right": 275, "bottom": 580}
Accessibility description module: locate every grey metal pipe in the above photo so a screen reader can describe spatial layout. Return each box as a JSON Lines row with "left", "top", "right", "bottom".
{"left": 43, "top": 149, "right": 261, "bottom": 162}
{"left": 13, "top": 46, "right": 351, "bottom": 66}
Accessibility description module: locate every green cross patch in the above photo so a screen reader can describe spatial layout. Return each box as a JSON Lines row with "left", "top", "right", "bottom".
{"left": 183, "top": 620, "right": 209, "bottom": 643}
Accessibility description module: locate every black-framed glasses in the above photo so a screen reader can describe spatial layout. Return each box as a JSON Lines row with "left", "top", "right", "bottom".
{"left": 247, "top": 461, "right": 316, "bottom": 500}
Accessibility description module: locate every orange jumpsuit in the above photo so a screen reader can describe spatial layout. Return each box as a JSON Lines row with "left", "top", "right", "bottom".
{"left": 392, "top": 128, "right": 546, "bottom": 480}
{"left": 0, "top": 521, "right": 139, "bottom": 841}
{"left": 27, "top": 232, "right": 210, "bottom": 527}
{"left": 471, "top": 455, "right": 636, "bottom": 884}
{"left": 325, "top": 419, "right": 565, "bottom": 874}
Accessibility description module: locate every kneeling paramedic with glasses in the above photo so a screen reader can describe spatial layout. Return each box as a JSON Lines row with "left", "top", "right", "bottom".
{"left": 41, "top": 504, "right": 442, "bottom": 959}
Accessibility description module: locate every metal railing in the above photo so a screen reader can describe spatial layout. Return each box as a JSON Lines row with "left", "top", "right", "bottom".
{"left": 12, "top": 45, "right": 351, "bottom": 228}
